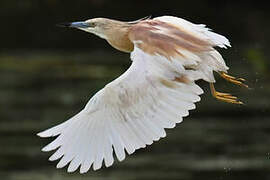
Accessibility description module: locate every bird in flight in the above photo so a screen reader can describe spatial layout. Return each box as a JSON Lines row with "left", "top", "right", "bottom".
{"left": 38, "top": 16, "right": 248, "bottom": 173}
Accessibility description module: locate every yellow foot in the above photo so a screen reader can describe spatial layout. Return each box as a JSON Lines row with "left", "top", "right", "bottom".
{"left": 219, "top": 72, "right": 249, "bottom": 88}
{"left": 210, "top": 83, "right": 243, "bottom": 105}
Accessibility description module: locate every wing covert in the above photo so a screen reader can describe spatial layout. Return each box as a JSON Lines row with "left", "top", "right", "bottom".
{"left": 128, "top": 16, "right": 231, "bottom": 82}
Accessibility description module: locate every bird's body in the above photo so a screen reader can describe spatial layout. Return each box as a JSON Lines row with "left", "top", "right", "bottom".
{"left": 38, "top": 16, "right": 248, "bottom": 173}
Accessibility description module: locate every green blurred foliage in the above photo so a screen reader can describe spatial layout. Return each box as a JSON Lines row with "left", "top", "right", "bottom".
{"left": 245, "top": 48, "right": 269, "bottom": 75}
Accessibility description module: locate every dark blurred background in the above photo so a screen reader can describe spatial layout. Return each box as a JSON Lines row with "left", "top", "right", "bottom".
{"left": 0, "top": 1, "right": 269, "bottom": 180}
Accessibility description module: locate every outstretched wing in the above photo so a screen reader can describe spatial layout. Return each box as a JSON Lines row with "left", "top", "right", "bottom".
{"left": 37, "top": 46, "right": 203, "bottom": 173}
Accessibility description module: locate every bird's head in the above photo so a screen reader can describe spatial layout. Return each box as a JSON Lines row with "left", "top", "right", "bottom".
{"left": 59, "top": 18, "right": 128, "bottom": 40}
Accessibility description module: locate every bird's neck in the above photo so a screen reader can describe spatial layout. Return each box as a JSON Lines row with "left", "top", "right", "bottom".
{"left": 105, "top": 23, "right": 134, "bottom": 53}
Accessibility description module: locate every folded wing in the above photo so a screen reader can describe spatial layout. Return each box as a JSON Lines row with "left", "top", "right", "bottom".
{"left": 128, "top": 16, "right": 231, "bottom": 82}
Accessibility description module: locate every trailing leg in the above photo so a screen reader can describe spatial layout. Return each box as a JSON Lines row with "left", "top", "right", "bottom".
{"left": 209, "top": 83, "right": 243, "bottom": 105}
{"left": 219, "top": 72, "right": 248, "bottom": 88}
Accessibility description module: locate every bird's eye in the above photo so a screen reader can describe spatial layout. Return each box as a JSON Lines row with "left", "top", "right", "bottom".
{"left": 89, "top": 22, "right": 96, "bottom": 27}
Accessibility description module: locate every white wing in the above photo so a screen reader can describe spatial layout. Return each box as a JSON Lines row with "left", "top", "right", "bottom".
{"left": 37, "top": 47, "right": 203, "bottom": 173}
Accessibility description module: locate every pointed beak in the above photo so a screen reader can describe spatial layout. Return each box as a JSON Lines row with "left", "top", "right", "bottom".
{"left": 57, "top": 21, "right": 89, "bottom": 28}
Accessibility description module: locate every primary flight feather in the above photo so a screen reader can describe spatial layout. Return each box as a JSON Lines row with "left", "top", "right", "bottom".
{"left": 38, "top": 16, "right": 248, "bottom": 173}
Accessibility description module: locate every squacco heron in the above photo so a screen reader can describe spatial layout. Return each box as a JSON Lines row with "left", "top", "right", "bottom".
{"left": 38, "top": 16, "right": 248, "bottom": 173}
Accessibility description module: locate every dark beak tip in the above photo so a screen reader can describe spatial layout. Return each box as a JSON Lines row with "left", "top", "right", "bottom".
{"left": 56, "top": 22, "right": 72, "bottom": 28}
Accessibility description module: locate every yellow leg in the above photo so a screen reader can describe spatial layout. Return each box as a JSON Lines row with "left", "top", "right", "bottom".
{"left": 219, "top": 72, "right": 249, "bottom": 88}
{"left": 210, "top": 83, "right": 243, "bottom": 105}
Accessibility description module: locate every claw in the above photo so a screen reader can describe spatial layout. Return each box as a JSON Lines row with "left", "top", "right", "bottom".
{"left": 237, "top": 77, "right": 246, "bottom": 82}
{"left": 210, "top": 83, "right": 244, "bottom": 105}
{"left": 219, "top": 72, "right": 249, "bottom": 88}
{"left": 215, "top": 92, "right": 233, "bottom": 97}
